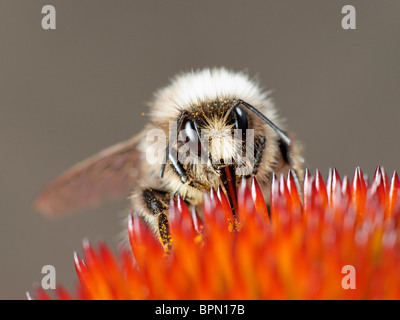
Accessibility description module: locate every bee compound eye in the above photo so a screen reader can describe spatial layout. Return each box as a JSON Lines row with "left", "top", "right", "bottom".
{"left": 234, "top": 106, "right": 248, "bottom": 136}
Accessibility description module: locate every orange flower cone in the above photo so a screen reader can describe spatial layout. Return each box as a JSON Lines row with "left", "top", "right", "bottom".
{"left": 29, "top": 166, "right": 400, "bottom": 299}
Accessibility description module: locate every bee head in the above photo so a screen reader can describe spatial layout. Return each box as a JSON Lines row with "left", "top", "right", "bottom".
{"left": 158, "top": 99, "right": 292, "bottom": 215}
{"left": 160, "top": 99, "right": 290, "bottom": 179}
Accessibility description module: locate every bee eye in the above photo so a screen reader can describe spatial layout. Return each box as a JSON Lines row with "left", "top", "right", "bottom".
{"left": 182, "top": 119, "right": 202, "bottom": 155}
{"left": 234, "top": 106, "right": 248, "bottom": 136}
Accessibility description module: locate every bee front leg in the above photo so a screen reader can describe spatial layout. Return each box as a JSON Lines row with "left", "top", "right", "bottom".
{"left": 168, "top": 147, "right": 189, "bottom": 184}
{"left": 167, "top": 147, "right": 209, "bottom": 194}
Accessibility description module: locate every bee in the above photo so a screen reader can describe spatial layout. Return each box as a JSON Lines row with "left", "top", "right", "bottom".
{"left": 35, "top": 67, "right": 304, "bottom": 246}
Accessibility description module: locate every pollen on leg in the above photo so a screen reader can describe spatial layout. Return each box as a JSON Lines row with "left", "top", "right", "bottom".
{"left": 157, "top": 212, "right": 172, "bottom": 252}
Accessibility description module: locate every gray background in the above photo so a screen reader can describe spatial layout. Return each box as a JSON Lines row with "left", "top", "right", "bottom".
{"left": 1, "top": 1, "right": 399, "bottom": 299}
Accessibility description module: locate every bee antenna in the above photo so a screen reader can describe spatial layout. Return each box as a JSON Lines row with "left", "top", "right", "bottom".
{"left": 236, "top": 99, "right": 291, "bottom": 146}
{"left": 159, "top": 112, "right": 189, "bottom": 178}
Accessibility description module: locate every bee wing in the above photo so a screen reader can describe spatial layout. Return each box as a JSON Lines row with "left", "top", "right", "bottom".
{"left": 34, "top": 133, "right": 144, "bottom": 218}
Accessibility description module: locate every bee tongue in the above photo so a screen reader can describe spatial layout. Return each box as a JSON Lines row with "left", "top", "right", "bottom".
{"left": 218, "top": 165, "right": 238, "bottom": 216}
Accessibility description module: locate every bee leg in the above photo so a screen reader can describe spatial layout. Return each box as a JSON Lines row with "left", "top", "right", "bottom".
{"left": 142, "top": 188, "right": 172, "bottom": 250}
{"left": 157, "top": 211, "right": 171, "bottom": 251}
{"left": 168, "top": 147, "right": 209, "bottom": 192}
{"left": 188, "top": 180, "right": 209, "bottom": 192}
{"left": 168, "top": 147, "right": 189, "bottom": 184}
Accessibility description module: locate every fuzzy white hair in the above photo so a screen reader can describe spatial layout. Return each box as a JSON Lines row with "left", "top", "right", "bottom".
{"left": 150, "top": 67, "right": 279, "bottom": 125}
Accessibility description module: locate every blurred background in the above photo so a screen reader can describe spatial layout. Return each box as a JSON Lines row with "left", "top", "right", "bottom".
{"left": 1, "top": 1, "right": 399, "bottom": 299}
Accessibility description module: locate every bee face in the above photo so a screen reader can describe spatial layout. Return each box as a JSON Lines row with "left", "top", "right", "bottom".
{"left": 155, "top": 95, "right": 298, "bottom": 217}
{"left": 35, "top": 67, "right": 304, "bottom": 248}
{"left": 170, "top": 100, "right": 255, "bottom": 178}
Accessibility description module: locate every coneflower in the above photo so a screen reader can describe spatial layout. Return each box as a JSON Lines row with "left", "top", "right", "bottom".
{"left": 29, "top": 167, "right": 400, "bottom": 299}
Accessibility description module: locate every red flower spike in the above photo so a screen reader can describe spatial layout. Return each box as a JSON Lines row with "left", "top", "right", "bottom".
{"left": 380, "top": 166, "right": 389, "bottom": 193}
{"left": 82, "top": 239, "right": 103, "bottom": 272}
{"left": 119, "top": 248, "right": 145, "bottom": 299}
{"left": 303, "top": 169, "right": 317, "bottom": 215}
{"left": 177, "top": 195, "right": 195, "bottom": 232}
{"left": 202, "top": 192, "right": 227, "bottom": 232}
{"left": 168, "top": 198, "right": 179, "bottom": 233}
{"left": 74, "top": 252, "right": 96, "bottom": 299}
{"left": 287, "top": 169, "right": 302, "bottom": 215}
{"left": 251, "top": 177, "right": 270, "bottom": 223}
{"left": 128, "top": 214, "right": 162, "bottom": 250}
{"left": 202, "top": 192, "right": 235, "bottom": 293}
{"left": 388, "top": 171, "right": 400, "bottom": 218}
{"left": 81, "top": 241, "right": 117, "bottom": 299}
{"left": 352, "top": 167, "right": 367, "bottom": 218}
{"left": 32, "top": 168, "right": 400, "bottom": 300}
{"left": 270, "top": 173, "right": 293, "bottom": 232}
{"left": 269, "top": 173, "right": 281, "bottom": 227}
{"left": 191, "top": 206, "right": 203, "bottom": 234}
{"left": 372, "top": 167, "right": 381, "bottom": 185}
{"left": 81, "top": 240, "right": 113, "bottom": 300}
{"left": 363, "top": 173, "right": 370, "bottom": 189}
{"left": 34, "top": 287, "right": 52, "bottom": 300}
{"left": 98, "top": 242, "right": 131, "bottom": 299}
{"left": 374, "top": 166, "right": 389, "bottom": 195}
{"left": 237, "top": 178, "right": 255, "bottom": 225}
{"left": 26, "top": 291, "right": 34, "bottom": 300}
{"left": 169, "top": 201, "right": 203, "bottom": 294}
{"left": 341, "top": 176, "right": 351, "bottom": 200}
{"left": 170, "top": 197, "right": 195, "bottom": 238}
{"left": 216, "top": 185, "right": 233, "bottom": 221}
{"left": 279, "top": 174, "right": 289, "bottom": 198}
{"left": 270, "top": 173, "right": 279, "bottom": 212}
{"left": 315, "top": 169, "right": 328, "bottom": 209}
{"left": 327, "top": 168, "right": 342, "bottom": 206}
{"left": 75, "top": 282, "right": 90, "bottom": 300}
{"left": 353, "top": 167, "right": 367, "bottom": 196}
{"left": 128, "top": 214, "right": 163, "bottom": 272}
{"left": 55, "top": 285, "right": 73, "bottom": 300}
{"left": 370, "top": 168, "right": 386, "bottom": 207}
{"left": 327, "top": 167, "right": 333, "bottom": 200}
{"left": 210, "top": 187, "right": 233, "bottom": 229}
{"left": 279, "top": 174, "right": 293, "bottom": 222}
